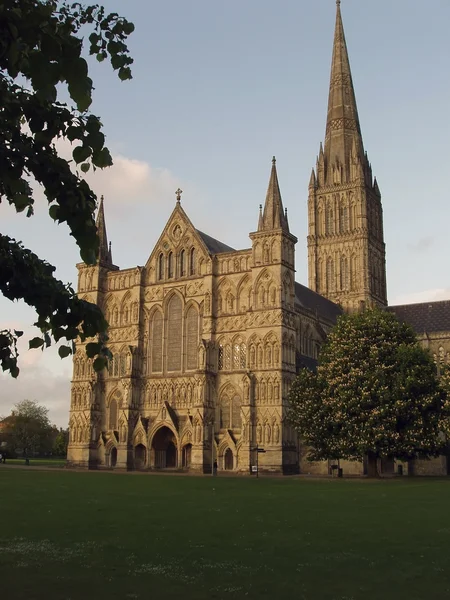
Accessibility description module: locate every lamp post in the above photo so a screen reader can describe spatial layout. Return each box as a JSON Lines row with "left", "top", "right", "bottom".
{"left": 211, "top": 421, "right": 215, "bottom": 476}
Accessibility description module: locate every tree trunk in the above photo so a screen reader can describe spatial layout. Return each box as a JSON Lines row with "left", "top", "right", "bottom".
{"left": 366, "top": 452, "right": 379, "bottom": 478}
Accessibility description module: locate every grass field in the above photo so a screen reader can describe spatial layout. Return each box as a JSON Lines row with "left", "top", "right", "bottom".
{"left": 1, "top": 470, "right": 450, "bottom": 600}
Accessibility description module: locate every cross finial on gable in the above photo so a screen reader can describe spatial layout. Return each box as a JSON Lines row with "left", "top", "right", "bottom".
{"left": 175, "top": 188, "right": 183, "bottom": 203}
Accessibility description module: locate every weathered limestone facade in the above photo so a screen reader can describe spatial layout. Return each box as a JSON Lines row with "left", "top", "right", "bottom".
{"left": 67, "top": 168, "right": 340, "bottom": 473}
{"left": 68, "top": 1, "right": 450, "bottom": 475}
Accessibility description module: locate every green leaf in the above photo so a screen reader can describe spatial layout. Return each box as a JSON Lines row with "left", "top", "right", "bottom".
{"left": 92, "top": 147, "right": 113, "bottom": 168}
{"left": 80, "top": 163, "right": 90, "bottom": 173}
{"left": 49, "top": 205, "right": 60, "bottom": 221}
{"left": 85, "top": 342, "right": 102, "bottom": 358}
{"left": 14, "top": 195, "right": 31, "bottom": 213}
{"left": 122, "top": 21, "right": 135, "bottom": 35}
{"left": 118, "top": 67, "right": 132, "bottom": 81}
{"left": 29, "top": 337, "right": 44, "bottom": 349}
{"left": 14, "top": 330, "right": 24, "bottom": 338}
{"left": 58, "top": 345, "right": 72, "bottom": 359}
{"left": 93, "top": 356, "right": 107, "bottom": 372}
{"left": 73, "top": 145, "right": 92, "bottom": 164}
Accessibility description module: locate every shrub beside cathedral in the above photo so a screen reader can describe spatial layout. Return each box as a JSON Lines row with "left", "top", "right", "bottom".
{"left": 68, "top": 3, "right": 450, "bottom": 475}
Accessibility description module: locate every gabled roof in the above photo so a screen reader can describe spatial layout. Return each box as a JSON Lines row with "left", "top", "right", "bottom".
{"left": 295, "top": 281, "right": 342, "bottom": 323}
{"left": 387, "top": 300, "right": 450, "bottom": 334}
{"left": 196, "top": 230, "right": 235, "bottom": 254}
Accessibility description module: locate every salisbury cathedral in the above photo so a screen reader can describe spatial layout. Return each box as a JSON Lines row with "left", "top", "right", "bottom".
{"left": 67, "top": 2, "right": 450, "bottom": 475}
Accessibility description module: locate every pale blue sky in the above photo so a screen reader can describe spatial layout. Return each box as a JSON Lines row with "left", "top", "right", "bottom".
{"left": 1, "top": 0, "right": 449, "bottom": 425}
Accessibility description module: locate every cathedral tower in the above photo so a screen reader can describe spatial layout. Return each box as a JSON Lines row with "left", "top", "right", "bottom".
{"left": 307, "top": 1, "right": 387, "bottom": 311}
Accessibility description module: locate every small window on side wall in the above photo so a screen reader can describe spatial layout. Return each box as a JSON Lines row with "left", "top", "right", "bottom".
{"left": 158, "top": 253, "right": 164, "bottom": 280}
{"left": 180, "top": 249, "right": 186, "bottom": 277}
{"left": 190, "top": 248, "right": 196, "bottom": 276}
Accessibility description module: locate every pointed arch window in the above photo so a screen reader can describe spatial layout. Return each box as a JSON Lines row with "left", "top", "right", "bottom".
{"left": 167, "top": 252, "right": 174, "bottom": 279}
{"left": 326, "top": 206, "right": 334, "bottom": 235}
{"left": 231, "top": 395, "right": 242, "bottom": 429}
{"left": 109, "top": 398, "right": 118, "bottom": 430}
{"left": 340, "top": 256, "right": 349, "bottom": 291}
{"left": 220, "top": 397, "right": 230, "bottom": 428}
{"left": 151, "top": 310, "right": 163, "bottom": 373}
{"left": 218, "top": 344, "right": 224, "bottom": 370}
{"left": 190, "top": 248, "right": 196, "bottom": 276}
{"left": 240, "top": 343, "right": 247, "bottom": 369}
{"left": 326, "top": 258, "right": 334, "bottom": 293}
{"left": 158, "top": 253, "right": 164, "bottom": 280}
{"left": 167, "top": 295, "right": 183, "bottom": 372}
{"left": 185, "top": 306, "right": 199, "bottom": 370}
{"left": 180, "top": 249, "right": 186, "bottom": 276}
{"left": 340, "top": 206, "right": 349, "bottom": 233}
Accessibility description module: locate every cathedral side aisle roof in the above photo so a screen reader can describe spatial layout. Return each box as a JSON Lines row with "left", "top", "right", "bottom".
{"left": 295, "top": 281, "right": 342, "bottom": 323}
{"left": 196, "top": 230, "right": 236, "bottom": 254}
{"left": 388, "top": 301, "right": 450, "bottom": 334}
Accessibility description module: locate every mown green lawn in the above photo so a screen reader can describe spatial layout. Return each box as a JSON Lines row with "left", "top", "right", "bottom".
{"left": 1, "top": 470, "right": 450, "bottom": 600}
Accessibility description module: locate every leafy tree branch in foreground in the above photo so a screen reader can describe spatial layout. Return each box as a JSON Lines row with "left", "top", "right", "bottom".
{"left": 0, "top": 0, "right": 135, "bottom": 376}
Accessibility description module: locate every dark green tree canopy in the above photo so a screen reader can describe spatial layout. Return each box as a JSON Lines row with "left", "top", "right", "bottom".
{"left": 288, "top": 309, "right": 448, "bottom": 472}
{"left": 1, "top": 399, "right": 54, "bottom": 457}
{"left": 0, "top": 0, "right": 134, "bottom": 377}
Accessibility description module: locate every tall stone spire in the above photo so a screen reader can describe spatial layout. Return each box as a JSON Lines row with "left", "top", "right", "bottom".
{"left": 258, "top": 157, "right": 289, "bottom": 233}
{"left": 324, "top": 0, "right": 364, "bottom": 181}
{"left": 96, "top": 195, "right": 112, "bottom": 266}
{"left": 307, "top": 2, "right": 387, "bottom": 311}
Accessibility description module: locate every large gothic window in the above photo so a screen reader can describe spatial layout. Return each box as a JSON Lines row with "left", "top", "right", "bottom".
{"left": 185, "top": 306, "right": 199, "bottom": 370}
{"left": 220, "top": 397, "right": 230, "bottom": 428}
{"left": 151, "top": 310, "right": 163, "bottom": 373}
{"left": 109, "top": 397, "right": 118, "bottom": 430}
{"left": 220, "top": 393, "right": 241, "bottom": 429}
{"left": 231, "top": 395, "right": 242, "bottom": 429}
{"left": 167, "top": 295, "right": 182, "bottom": 372}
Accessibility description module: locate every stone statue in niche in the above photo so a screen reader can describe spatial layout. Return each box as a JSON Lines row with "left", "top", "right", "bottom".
{"left": 265, "top": 422, "right": 271, "bottom": 444}
{"left": 243, "top": 379, "right": 249, "bottom": 402}
{"left": 161, "top": 406, "right": 167, "bottom": 420}
{"left": 274, "top": 423, "right": 280, "bottom": 444}
{"left": 199, "top": 345, "right": 206, "bottom": 368}
{"left": 257, "top": 423, "right": 262, "bottom": 444}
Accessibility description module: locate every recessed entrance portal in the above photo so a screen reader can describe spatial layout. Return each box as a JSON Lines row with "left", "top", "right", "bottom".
{"left": 224, "top": 448, "right": 234, "bottom": 471}
{"left": 182, "top": 444, "right": 192, "bottom": 468}
{"left": 152, "top": 427, "right": 178, "bottom": 469}
{"left": 134, "top": 444, "right": 147, "bottom": 469}
{"left": 110, "top": 447, "right": 117, "bottom": 468}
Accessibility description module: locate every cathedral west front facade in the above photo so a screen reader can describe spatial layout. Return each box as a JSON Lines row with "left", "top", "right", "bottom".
{"left": 67, "top": 2, "right": 450, "bottom": 475}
